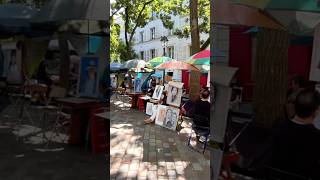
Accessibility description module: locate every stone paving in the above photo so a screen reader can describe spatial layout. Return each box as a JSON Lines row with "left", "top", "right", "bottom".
{"left": 110, "top": 95, "right": 210, "bottom": 180}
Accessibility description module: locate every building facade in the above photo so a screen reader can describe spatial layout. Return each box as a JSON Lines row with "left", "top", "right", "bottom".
{"left": 119, "top": 15, "right": 230, "bottom": 63}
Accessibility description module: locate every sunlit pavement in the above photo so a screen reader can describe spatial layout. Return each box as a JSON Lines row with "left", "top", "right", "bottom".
{"left": 110, "top": 95, "right": 210, "bottom": 180}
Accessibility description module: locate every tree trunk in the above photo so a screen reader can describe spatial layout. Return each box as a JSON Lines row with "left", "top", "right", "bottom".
{"left": 58, "top": 32, "right": 70, "bottom": 91}
{"left": 253, "top": 28, "right": 289, "bottom": 128}
{"left": 190, "top": 0, "right": 200, "bottom": 55}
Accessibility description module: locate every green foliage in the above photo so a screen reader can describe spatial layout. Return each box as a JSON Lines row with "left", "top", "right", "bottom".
{"left": 110, "top": 19, "right": 120, "bottom": 62}
{"left": 118, "top": 40, "right": 138, "bottom": 62}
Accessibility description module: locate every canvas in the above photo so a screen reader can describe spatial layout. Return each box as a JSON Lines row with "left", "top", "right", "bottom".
{"left": 166, "top": 83, "right": 183, "bottom": 107}
{"left": 152, "top": 85, "right": 164, "bottom": 100}
{"left": 77, "top": 56, "right": 99, "bottom": 98}
{"left": 146, "top": 102, "right": 154, "bottom": 115}
{"left": 155, "top": 105, "right": 167, "bottom": 126}
{"left": 163, "top": 106, "right": 180, "bottom": 131}
{"left": 134, "top": 78, "right": 142, "bottom": 92}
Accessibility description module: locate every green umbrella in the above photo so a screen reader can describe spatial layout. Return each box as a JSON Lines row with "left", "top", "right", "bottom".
{"left": 148, "top": 57, "right": 173, "bottom": 67}
{"left": 187, "top": 50, "right": 210, "bottom": 72}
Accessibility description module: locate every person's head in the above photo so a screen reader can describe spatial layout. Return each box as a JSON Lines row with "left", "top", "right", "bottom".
{"left": 201, "top": 89, "right": 210, "bottom": 100}
{"left": 291, "top": 75, "right": 304, "bottom": 90}
{"left": 171, "top": 87, "right": 178, "bottom": 96}
{"left": 69, "top": 50, "right": 78, "bottom": 56}
{"left": 295, "top": 90, "right": 320, "bottom": 122}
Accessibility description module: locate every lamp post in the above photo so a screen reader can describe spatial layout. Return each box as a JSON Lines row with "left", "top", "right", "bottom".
{"left": 160, "top": 36, "right": 168, "bottom": 56}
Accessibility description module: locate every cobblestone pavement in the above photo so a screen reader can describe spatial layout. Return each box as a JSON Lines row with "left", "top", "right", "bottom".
{"left": 110, "top": 95, "right": 210, "bottom": 180}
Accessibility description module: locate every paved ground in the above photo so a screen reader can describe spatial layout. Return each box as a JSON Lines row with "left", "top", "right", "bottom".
{"left": 110, "top": 95, "right": 211, "bottom": 180}
{"left": 0, "top": 96, "right": 108, "bottom": 180}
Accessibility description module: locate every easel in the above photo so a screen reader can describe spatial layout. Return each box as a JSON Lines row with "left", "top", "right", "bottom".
{"left": 166, "top": 81, "right": 184, "bottom": 131}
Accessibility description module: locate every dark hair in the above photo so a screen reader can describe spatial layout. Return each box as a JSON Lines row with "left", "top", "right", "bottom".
{"left": 291, "top": 75, "right": 304, "bottom": 87}
{"left": 201, "top": 89, "right": 210, "bottom": 99}
{"left": 69, "top": 50, "right": 78, "bottom": 56}
{"left": 295, "top": 90, "right": 320, "bottom": 118}
{"left": 45, "top": 51, "right": 54, "bottom": 60}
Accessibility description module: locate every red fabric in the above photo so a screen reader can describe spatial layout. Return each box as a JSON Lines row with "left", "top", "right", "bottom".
{"left": 182, "top": 70, "right": 189, "bottom": 91}
{"left": 229, "top": 26, "right": 253, "bottom": 102}
{"left": 288, "top": 45, "right": 312, "bottom": 82}
{"left": 90, "top": 108, "right": 108, "bottom": 154}
{"left": 200, "top": 75, "right": 207, "bottom": 87}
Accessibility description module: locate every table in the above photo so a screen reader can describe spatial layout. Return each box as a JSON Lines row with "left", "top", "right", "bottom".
{"left": 57, "top": 97, "right": 100, "bottom": 145}
{"left": 90, "top": 111, "right": 110, "bottom": 153}
{"left": 128, "top": 92, "right": 143, "bottom": 108}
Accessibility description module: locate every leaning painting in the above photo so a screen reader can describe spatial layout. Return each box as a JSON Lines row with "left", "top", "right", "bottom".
{"left": 155, "top": 105, "right": 167, "bottom": 126}
{"left": 163, "top": 106, "right": 180, "bottom": 131}
{"left": 166, "top": 82, "right": 184, "bottom": 107}
{"left": 152, "top": 85, "right": 164, "bottom": 100}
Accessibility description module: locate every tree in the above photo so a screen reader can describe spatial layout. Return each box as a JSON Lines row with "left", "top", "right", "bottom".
{"left": 156, "top": 0, "right": 210, "bottom": 54}
{"left": 111, "top": 0, "right": 157, "bottom": 61}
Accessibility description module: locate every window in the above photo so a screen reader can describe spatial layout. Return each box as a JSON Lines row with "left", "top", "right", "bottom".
{"left": 151, "top": 11, "right": 156, "bottom": 20}
{"left": 140, "top": 51, "right": 144, "bottom": 60}
{"left": 140, "top": 31, "right": 144, "bottom": 42}
{"left": 150, "top": 49, "right": 156, "bottom": 59}
{"left": 150, "top": 27, "right": 156, "bottom": 40}
{"left": 168, "top": 29, "right": 173, "bottom": 36}
{"left": 167, "top": 46, "right": 174, "bottom": 59}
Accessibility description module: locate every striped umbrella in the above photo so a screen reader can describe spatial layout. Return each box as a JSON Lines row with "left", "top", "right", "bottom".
{"left": 187, "top": 50, "right": 211, "bottom": 72}
{"left": 156, "top": 60, "right": 200, "bottom": 71}
{"left": 148, "top": 56, "right": 173, "bottom": 67}
{"left": 228, "top": 0, "right": 320, "bottom": 36}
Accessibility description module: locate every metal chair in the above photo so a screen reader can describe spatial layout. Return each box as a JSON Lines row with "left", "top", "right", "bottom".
{"left": 187, "top": 114, "right": 210, "bottom": 154}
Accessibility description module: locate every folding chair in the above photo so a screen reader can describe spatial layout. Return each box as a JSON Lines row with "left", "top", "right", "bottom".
{"left": 32, "top": 86, "right": 71, "bottom": 147}
{"left": 187, "top": 114, "right": 210, "bottom": 154}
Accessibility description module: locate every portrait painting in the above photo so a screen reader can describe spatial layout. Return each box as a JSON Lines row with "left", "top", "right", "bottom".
{"left": 77, "top": 56, "right": 99, "bottom": 98}
{"left": 163, "top": 106, "right": 180, "bottom": 131}
{"left": 146, "top": 102, "right": 154, "bottom": 116}
{"left": 166, "top": 82, "right": 184, "bottom": 107}
{"left": 152, "top": 85, "right": 164, "bottom": 100}
{"left": 155, "top": 105, "right": 167, "bottom": 126}
{"left": 134, "top": 78, "right": 142, "bottom": 92}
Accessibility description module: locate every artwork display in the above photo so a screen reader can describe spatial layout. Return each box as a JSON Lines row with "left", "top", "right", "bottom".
{"left": 152, "top": 85, "right": 164, "bottom": 100}
{"left": 77, "top": 56, "right": 99, "bottom": 98}
{"left": 166, "top": 82, "right": 184, "bottom": 107}
{"left": 134, "top": 78, "right": 142, "bottom": 92}
{"left": 310, "top": 24, "right": 320, "bottom": 81}
{"left": 163, "top": 106, "right": 180, "bottom": 131}
{"left": 146, "top": 102, "right": 154, "bottom": 116}
{"left": 155, "top": 105, "right": 167, "bottom": 126}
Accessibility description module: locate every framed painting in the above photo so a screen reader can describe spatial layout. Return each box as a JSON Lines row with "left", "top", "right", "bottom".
{"left": 77, "top": 56, "right": 99, "bottom": 98}
{"left": 152, "top": 85, "right": 164, "bottom": 100}
{"left": 155, "top": 105, "right": 167, "bottom": 126}
{"left": 163, "top": 106, "right": 180, "bottom": 131}
{"left": 166, "top": 82, "right": 184, "bottom": 107}
{"left": 146, "top": 102, "right": 154, "bottom": 116}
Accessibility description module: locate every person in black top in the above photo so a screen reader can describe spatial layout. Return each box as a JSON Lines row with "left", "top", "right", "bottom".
{"left": 269, "top": 89, "right": 320, "bottom": 179}
{"left": 193, "top": 88, "right": 210, "bottom": 127}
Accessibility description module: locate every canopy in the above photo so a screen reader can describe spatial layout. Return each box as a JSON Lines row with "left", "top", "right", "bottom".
{"left": 110, "top": 62, "right": 122, "bottom": 72}
{"left": 0, "top": 3, "right": 38, "bottom": 34}
{"left": 229, "top": 0, "right": 320, "bottom": 12}
{"left": 213, "top": 0, "right": 284, "bottom": 29}
{"left": 156, "top": 60, "right": 200, "bottom": 71}
{"left": 187, "top": 50, "right": 210, "bottom": 72}
{"left": 32, "top": 0, "right": 108, "bottom": 22}
{"left": 228, "top": 0, "right": 320, "bottom": 36}
{"left": 148, "top": 56, "right": 173, "bottom": 67}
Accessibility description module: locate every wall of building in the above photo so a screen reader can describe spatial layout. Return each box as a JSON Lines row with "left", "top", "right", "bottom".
{"left": 119, "top": 15, "right": 210, "bottom": 61}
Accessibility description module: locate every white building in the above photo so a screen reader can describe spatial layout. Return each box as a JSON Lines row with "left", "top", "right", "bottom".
{"left": 118, "top": 15, "right": 230, "bottom": 64}
{"left": 119, "top": 15, "right": 210, "bottom": 61}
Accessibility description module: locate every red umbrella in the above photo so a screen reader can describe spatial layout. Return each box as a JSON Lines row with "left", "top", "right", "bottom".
{"left": 156, "top": 60, "right": 200, "bottom": 71}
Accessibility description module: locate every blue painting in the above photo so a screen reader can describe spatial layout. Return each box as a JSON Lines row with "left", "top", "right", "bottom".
{"left": 134, "top": 78, "right": 142, "bottom": 93}
{"left": 78, "top": 56, "right": 99, "bottom": 98}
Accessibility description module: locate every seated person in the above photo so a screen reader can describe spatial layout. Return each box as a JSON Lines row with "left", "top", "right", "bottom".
{"left": 144, "top": 91, "right": 167, "bottom": 124}
{"left": 268, "top": 90, "right": 320, "bottom": 179}
{"left": 193, "top": 88, "right": 210, "bottom": 127}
